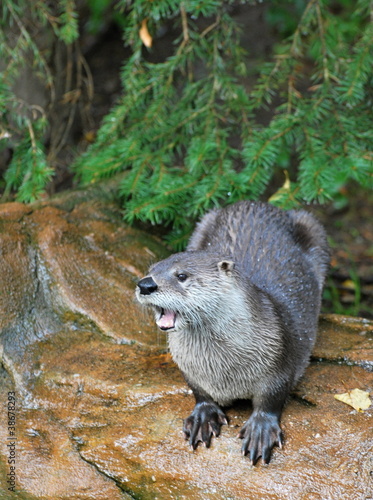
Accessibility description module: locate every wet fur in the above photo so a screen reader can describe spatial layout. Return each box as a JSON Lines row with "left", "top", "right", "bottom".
{"left": 136, "top": 201, "right": 329, "bottom": 462}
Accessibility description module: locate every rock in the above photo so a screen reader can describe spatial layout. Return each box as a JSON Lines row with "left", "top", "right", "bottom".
{"left": 0, "top": 197, "right": 372, "bottom": 500}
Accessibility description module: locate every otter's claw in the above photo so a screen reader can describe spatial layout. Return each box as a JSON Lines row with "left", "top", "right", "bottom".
{"left": 239, "top": 411, "right": 282, "bottom": 464}
{"left": 183, "top": 402, "right": 227, "bottom": 450}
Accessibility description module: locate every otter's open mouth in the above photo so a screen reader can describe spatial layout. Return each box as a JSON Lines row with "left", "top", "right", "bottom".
{"left": 156, "top": 308, "right": 177, "bottom": 331}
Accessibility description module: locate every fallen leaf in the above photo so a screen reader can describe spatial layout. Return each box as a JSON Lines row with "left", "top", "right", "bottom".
{"left": 268, "top": 171, "right": 291, "bottom": 203}
{"left": 334, "top": 389, "right": 371, "bottom": 412}
{"left": 341, "top": 279, "right": 356, "bottom": 291}
{"left": 139, "top": 19, "right": 152, "bottom": 48}
{"left": 83, "top": 130, "right": 96, "bottom": 143}
{"left": 61, "top": 89, "right": 81, "bottom": 104}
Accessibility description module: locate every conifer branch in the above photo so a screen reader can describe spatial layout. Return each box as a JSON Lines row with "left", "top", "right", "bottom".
{"left": 315, "top": 1, "right": 329, "bottom": 82}
{"left": 1, "top": 0, "right": 372, "bottom": 228}
{"left": 180, "top": 3, "right": 189, "bottom": 43}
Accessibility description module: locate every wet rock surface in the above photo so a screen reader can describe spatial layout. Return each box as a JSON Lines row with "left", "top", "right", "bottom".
{"left": 0, "top": 197, "right": 372, "bottom": 499}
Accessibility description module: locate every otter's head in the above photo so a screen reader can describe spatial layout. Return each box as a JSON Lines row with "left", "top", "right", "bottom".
{"left": 136, "top": 251, "right": 237, "bottom": 332}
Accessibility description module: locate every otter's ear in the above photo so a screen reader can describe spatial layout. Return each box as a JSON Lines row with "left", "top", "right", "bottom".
{"left": 218, "top": 260, "right": 235, "bottom": 276}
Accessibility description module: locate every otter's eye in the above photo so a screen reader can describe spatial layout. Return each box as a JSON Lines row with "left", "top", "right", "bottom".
{"left": 176, "top": 273, "right": 188, "bottom": 282}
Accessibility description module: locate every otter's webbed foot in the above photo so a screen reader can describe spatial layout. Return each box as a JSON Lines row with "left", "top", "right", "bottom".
{"left": 183, "top": 401, "right": 228, "bottom": 450}
{"left": 239, "top": 410, "right": 283, "bottom": 464}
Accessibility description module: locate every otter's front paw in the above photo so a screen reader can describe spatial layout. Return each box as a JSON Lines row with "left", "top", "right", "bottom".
{"left": 239, "top": 410, "right": 283, "bottom": 464}
{"left": 183, "top": 402, "right": 227, "bottom": 450}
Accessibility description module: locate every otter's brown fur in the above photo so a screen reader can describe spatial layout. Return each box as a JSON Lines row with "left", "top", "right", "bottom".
{"left": 136, "top": 201, "right": 329, "bottom": 464}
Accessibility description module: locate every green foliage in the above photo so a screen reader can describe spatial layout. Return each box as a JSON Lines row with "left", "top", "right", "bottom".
{"left": 0, "top": 0, "right": 372, "bottom": 237}
{"left": 58, "top": 0, "right": 79, "bottom": 44}
{"left": 0, "top": 0, "right": 79, "bottom": 202}
{"left": 323, "top": 269, "right": 364, "bottom": 317}
{"left": 1, "top": 101, "right": 53, "bottom": 201}
{"left": 266, "top": 0, "right": 308, "bottom": 37}
{"left": 74, "top": 0, "right": 372, "bottom": 247}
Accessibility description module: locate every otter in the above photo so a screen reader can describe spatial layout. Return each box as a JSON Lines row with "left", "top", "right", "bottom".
{"left": 136, "top": 201, "right": 329, "bottom": 464}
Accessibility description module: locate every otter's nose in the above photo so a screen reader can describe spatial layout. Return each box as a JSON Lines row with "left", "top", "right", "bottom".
{"left": 137, "top": 277, "right": 158, "bottom": 295}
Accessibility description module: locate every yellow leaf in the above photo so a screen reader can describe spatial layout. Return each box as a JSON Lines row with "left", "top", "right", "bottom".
{"left": 334, "top": 389, "right": 371, "bottom": 412}
{"left": 268, "top": 170, "right": 291, "bottom": 203}
{"left": 139, "top": 19, "right": 152, "bottom": 48}
{"left": 341, "top": 279, "right": 356, "bottom": 291}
